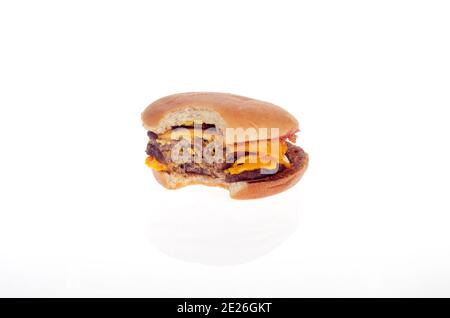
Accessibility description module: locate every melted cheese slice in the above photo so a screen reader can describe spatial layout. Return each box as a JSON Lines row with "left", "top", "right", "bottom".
{"left": 225, "top": 155, "right": 277, "bottom": 175}
{"left": 145, "top": 156, "right": 167, "bottom": 171}
{"left": 231, "top": 139, "right": 287, "bottom": 157}
{"left": 225, "top": 141, "right": 291, "bottom": 175}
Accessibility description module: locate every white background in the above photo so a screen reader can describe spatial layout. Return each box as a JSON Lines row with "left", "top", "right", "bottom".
{"left": 0, "top": 0, "right": 449, "bottom": 297}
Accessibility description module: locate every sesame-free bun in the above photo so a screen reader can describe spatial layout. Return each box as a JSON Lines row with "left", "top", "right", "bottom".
{"left": 141, "top": 92, "right": 299, "bottom": 141}
{"left": 152, "top": 143, "right": 308, "bottom": 200}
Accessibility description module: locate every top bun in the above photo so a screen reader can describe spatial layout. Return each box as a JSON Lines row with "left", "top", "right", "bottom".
{"left": 141, "top": 92, "right": 299, "bottom": 141}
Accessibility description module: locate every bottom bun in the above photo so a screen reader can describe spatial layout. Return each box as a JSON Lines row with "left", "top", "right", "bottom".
{"left": 152, "top": 144, "right": 308, "bottom": 200}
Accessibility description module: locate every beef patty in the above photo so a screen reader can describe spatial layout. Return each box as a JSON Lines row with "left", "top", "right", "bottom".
{"left": 224, "top": 142, "right": 307, "bottom": 183}
{"left": 145, "top": 132, "right": 307, "bottom": 183}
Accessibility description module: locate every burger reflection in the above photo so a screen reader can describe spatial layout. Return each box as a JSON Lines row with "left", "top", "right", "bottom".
{"left": 147, "top": 188, "right": 300, "bottom": 266}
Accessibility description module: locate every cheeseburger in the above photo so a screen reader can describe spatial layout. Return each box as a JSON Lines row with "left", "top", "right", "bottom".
{"left": 141, "top": 92, "right": 308, "bottom": 199}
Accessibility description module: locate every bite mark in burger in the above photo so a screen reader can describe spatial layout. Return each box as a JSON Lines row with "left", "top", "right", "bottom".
{"left": 141, "top": 92, "right": 308, "bottom": 199}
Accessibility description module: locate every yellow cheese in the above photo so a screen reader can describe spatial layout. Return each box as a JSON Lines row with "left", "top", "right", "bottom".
{"left": 231, "top": 139, "right": 287, "bottom": 157}
{"left": 226, "top": 155, "right": 278, "bottom": 175}
{"left": 181, "top": 120, "right": 200, "bottom": 126}
{"left": 145, "top": 156, "right": 167, "bottom": 171}
{"left": 225, "top": 141, "right": 291, "bottom": 175}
